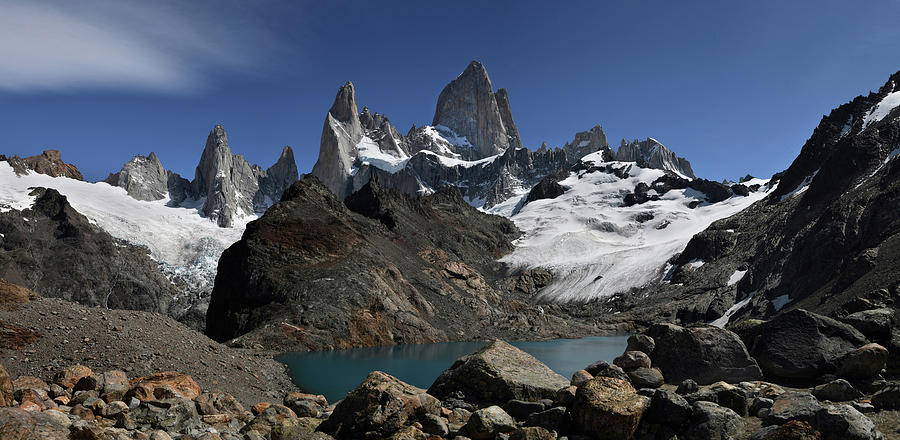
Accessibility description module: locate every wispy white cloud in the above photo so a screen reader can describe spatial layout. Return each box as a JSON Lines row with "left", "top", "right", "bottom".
{"left": 0, "top": 0, "right": 292, "bottom": 93}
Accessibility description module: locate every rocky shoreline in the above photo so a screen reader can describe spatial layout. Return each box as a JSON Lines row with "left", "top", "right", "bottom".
{"left": 1, "top": 302, "right": 897, "bottom": 440}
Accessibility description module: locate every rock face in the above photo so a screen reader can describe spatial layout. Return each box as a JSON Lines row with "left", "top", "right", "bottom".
{"left": 433, "top": 61, "right": 513, "bottom": 158}
{"left": 310, "top": 81, "right": 367, "bottom": 199}
{"left": 644, "top": 323, "right": 762, "bottom": 384}
{"left": 206, "top": 176, "right": 603, "bottom": 350}
{"left": 1, "top": 150, "right": 83, "bottom": 180}
{"left": 739, "top": 309, "right": 868, "bottom": 382}
{"left": 427, "top": 340, "right": 569, "bottom": 405}
{"left": 107, "top": 125, "right": 298, "bottom": 227}
{"left": 565, "top": 125, "right": 614, "bottom": 162}
{"left": 0, "top": 188, "right": 182, "bottom": 314}
{"left": 625, "top": 69, "right": 900, "bottom": 326}
{"left": 317, "top": 371, "right": 440, "bottom": 439}
{"left": 616, "top": 138, "right": 696, "bottom": 178}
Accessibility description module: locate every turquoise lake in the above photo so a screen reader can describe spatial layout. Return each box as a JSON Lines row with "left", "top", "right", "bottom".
{"left": 277, "top": 335, "right": 630, "bottom": 402}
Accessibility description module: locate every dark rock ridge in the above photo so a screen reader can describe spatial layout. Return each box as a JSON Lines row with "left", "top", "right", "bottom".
{"left": 617, "top": 137, "right": 696, "bottom": 179}
{"left": 613, "top": 69, "right": 900, "bottom": 326}
{"left": 311, "top": 61, "right": 688, "bottom": 209}
{"left": 205, "top": 175, "right": 615, "bottom": 350}
{"left": 0, "top": 188, "right": 189, "bottom": 318}
{"left": 0, "top": 150, "right": 83, "bottom": 180}
{"left": 106, "top": 125, "right": 299, "bottom": 227}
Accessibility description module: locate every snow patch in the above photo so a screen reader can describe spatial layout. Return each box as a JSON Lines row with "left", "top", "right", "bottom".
{"left": 727, "top": 270, "right": 747, "bottom": 286}
{"left": 687, "top": 259, "right": 705, "bottom": 269}
{"left": 863, "top": 90, "right": 900, "bottom": 128}
{"left": 771, "top": 294, "right": 791, "bottom": 311}
{"left": 356, "top": 136, "right": 409, "bottom": 173}
{"left": 711, "top": 292, "right": 755, "bottom": 327}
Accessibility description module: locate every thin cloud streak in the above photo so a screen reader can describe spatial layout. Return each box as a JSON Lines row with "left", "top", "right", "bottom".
{"left": 0, "top": 0, "right": 292, "bottom": 93}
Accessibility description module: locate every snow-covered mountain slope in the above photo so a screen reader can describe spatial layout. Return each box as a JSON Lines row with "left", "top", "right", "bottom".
{"left": 0, "top": 162, "right": 248, "bottom": 295}
{"left": 489, "top": 151, "right": 772, "bottom": 302}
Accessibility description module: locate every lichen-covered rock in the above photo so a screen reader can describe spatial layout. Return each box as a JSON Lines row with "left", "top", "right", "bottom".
{"left": 571, "top": 376, "right": 649, "bottom": 439}
{"left": 428, "top": 340, "right": 569, "bottom": 405}
{"left": 317, "top": 371, "right": 440, "bottom": 439}
{"left": 614, "top": 351, "right": 652, "bottom": 371}
{"left": 464, "top": 405, "right": 516, "bottom": 440}
{"left": 0, "top": 407, "right": 69, "bottom": 439}
{"left": 127, "top": 371, "right": 201, "bottom": 401}
{"left": 765, "top": 392, "right": 823, "bottom": 426}
{"left": 750, "top": 420, "right": 821, "bottom": 440}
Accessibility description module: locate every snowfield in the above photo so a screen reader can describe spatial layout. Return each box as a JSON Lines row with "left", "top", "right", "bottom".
{"left": 491, "top": 151, "right": 773, "bottom": 302}
{"left": 0, "top": 162, "right": 249, "bottom": 294}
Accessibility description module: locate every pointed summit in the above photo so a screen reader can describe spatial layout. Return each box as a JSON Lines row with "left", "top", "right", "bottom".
{"left": 433, "top": 60, "right": 512, "bottom": 158}
{"left": 330, "top": 81, "right": 360, "bottom": 124}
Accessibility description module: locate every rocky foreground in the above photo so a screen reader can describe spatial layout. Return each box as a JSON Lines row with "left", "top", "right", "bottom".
{"left": 2, "top": 303, "right": 899, "bottom": 440}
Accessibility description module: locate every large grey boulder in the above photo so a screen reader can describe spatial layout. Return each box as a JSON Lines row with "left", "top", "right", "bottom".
{"left": 842, "top": 308, "right": 895, "bottom": 342}
{"left": 815, "top": 404, "right": 883, "bottom": 440}
{"left": 432, "top": 60, "right": 511, "bottom": 158}
{"left": 428, "top": 340, "right": 569, "bottom": 405}
{"left": 682, "top": 401, "right": 743, "bottom": 440}
{"left": 644, "top": 323, "right": 762, "bottom": 385}
{"left": 741, "top": 309, "right": 868, "bottom": 381}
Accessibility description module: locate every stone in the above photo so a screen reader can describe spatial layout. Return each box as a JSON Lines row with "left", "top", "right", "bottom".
{"left": 583, "top": 360, "right": 609, "bottom": 376}
{"left": 0, "top": 364, "right": 14, "bottom": 407}
{"left": 751, "top": 397, "right": 775, "bottom": 417}
{"left": 871, "top": 383, "right": 900, "bottom": 410}
{"left": 838, "top": 343, "right": 888, "bottom": 379}
{"left": 53, "top": 365, "right": 93, "bottom": 389}
{"left": 614, "top": 351, "right": 652, "bottom": 371}
{"left": 683, "top": 401, "right": 744, "bottom": 440}
{"left": 502, "top": 399, "right": 545, "bottom": 421}
{"left": 570, "top": 377, "right": 648, "bottom": 439}
{"left": 743, "top": 310, "right": 868, "bottom": 382}
{"left": 555, "top": 386, "right": 577, "bottom": 407}
{"left": 243, "top": 405, "right": 299, "bottom": 438}
{"left": 318, "top": 371, "right": 440, "bottom": 439}
{"left": 127, "top": 371, "right": 201, "bottom": 401}
{"left": 0, "top": 407, "right": 69, "bottom": 439}
{"left": 73, "top": 375, "right": 99, "bottom": 392}
{"left": 812, "top": 379, "right": 864, "bottom": 402}
{"left": 645, "top": 323, "right": 761, "bottom": 384}
{"left": 421, "top": 413, "right": 449, "bottom": 437}
{"left": 524, "top": 406, "right": 567, "bottom": 432}
{"left": 12, "top": 376, "right": 48, "bottom": 392}
{"left": 815, "top": 404, "right": 882, "bottom": 440}
{"left": 510, "top": 426, "right": 555, "bottom": 440}
{"left": 627, "top": 367, "right": 664, "bottom": 389}
{"left": 765, "top": 392, "right": 823, "bottom": 426}
{"left": 750, "top": 420, "right": 821, "bottom": 440}
{"left": 626, "top": 334, "right": 656, "bottom": 354}
{"left": 677, "top": 379, "right": 700, "bottom": 395}
{"left": 428, "top": 340, "right": 569, "bottom": 405}
{"left": 709, "top": 383, "right": 749, "bottom": 416}
{"left": 842, "top": 308, "right": 894, "bottom": 342}
{"left": 130, "top": 398, "right": 202, "bottom": 433}
{"left": 464, "top": 405, "right": 516, "bottom": 440}
{"left": 645, "top": 389, "right": 693, "bottom": 428}
{"left": 595, "top": 364, "right": 630, "bottom": 383}
{"left": 570, "top": 369, "right": 593, "bottom": 387}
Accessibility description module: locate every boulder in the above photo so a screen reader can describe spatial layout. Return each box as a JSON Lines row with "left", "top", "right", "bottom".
{"left": 318, "top": 371, "right": 440, "bottom": 439}
{"left": 464, "top": 405, "right": 516, "bottom": 440}
{"left": 12, "top": 376, "right": 48, "bottom": 393}
{"left": 627, "top": 367, "right": 664, "bottom": 389}
{"left": 271, "top": 417, "right": 323, "bottom": 440}
{"left": 502, "top": 400, "right": 545, "bottom": 421}
{"left": 683, "top": 401, "right": 744, "bottom": 440}
{"left": 750, "top": 420, "right": 821, "bottom": 440}
{"left": 584, "top": 360, "right": 609, "bottom": 376}
{"left": 815, "top": 404, "right": 882, "bottom": 440}
{"left": 811, "top": 379, "right": 863, "bottom": 402}
{"left": 626, "top": 334, "right": 656, "bottom": 354}
{"left": 744, "top": 310, "right": 868, "bottom": 382}
{"left": 871, "top": 384, "right": 900, "bottom": 410}
{"left": 570, "top": 369, "right": 593, "bottom": 387}
{"left": 510, "top": 426, "right": 555, "bottom": 440}
{"left": 644, "top": 323, "right": 762, "bottom": 384}
{"left": 614, "top": 351, "right": 652, "bottom": 371}
{"left": 127, "top": 371, "right": 201, "bottom": 401}
{"left": 570, "top": 376, "right": 649, "bottom": 439}
{"left": 842, "top": 308, "right": 894, "bottom": 342}
{"left": 196, "top": 392, "right": 251, "bottom": 422}
{"left": 751, "top": 397, "right": 775, "bottom": 417}
{"left": 524, "top": 406, "right": 567, "bottom": 432}
{"left": 0, "top": 407, "right": 69, "bottom": 439}
{"left": 421, "top": 413, "right": 449, "bottom": 437}
{"left": 595, "top": 364, "right": 630, "bottom": 383}
{"left": 765, "top": 392, "right": 823, "bottom": 426}
{"left": 53, "top": 365, "right": 92, "bottom": 389}
{"left": 428, "top": 340, "right": 568, "bottom": 405}
{"left": 130, "top": 398, "right": 202, "bottom": 433}
{"left": 243, "top": 404, "right": 297, "bottom": 437}
{"left": 709, "top": 382, "right": 749, "bottom": 416}
{"left": 838, "top": 343, "right": 888, "bottom": 379}
{"left": 283, "top": 392, "right": 328, "bottom": 418}
{"left": 676, "top": 379, "right": 699, "bottom": 395}
{"left": 644, "top": 389, "right": 693, "bottom": 428}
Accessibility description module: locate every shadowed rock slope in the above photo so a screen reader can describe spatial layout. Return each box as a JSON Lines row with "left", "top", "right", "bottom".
{"left": 206, "top": 175, "right": 615, "bottom": 350}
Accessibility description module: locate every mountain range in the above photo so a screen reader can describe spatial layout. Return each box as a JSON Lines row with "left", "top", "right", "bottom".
{"left": 0, "top": 61, "right": 898, "bottom": 352}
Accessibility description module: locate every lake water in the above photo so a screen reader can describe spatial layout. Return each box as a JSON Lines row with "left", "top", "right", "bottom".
{"left": 278, "top": 335, "right": 630, "bottom": 402}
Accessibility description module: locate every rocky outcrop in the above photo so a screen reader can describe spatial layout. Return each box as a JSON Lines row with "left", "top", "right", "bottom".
{"left": 104, "top": 152, "right": 169, "bottom": 201}
{"left": 427, "top": 340, "right": 569, "bottom": 405}
{"left": 564, "top": 125, "right": 614, "bottom": 162}
{"left": 0, "top": 188, "right": 182, "bottom": 314}
{"left": 616, "top": 137, "right": 696, "bottom": 178}
{"left": 433, "top": 61, "right": 512, "bottom": 158}
{"left": 105, "top": 125, "right": 298, "bottom": 227}
{"left": 311, "top": 82, "right": 365, "bottom": 199}
{"left": 1, "top": 150, "right": 83, "bottom": 180}
{"left": 206, "top": 175, "right": 606, "bottom": 350}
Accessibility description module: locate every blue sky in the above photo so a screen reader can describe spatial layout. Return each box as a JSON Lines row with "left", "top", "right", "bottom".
{"left": 2, "top": 0, "right": 900, "bottom": 182}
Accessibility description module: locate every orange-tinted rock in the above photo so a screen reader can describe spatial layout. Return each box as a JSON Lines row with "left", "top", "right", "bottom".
{"left": 0, "top": 279, "right": 35, "bottom": 305}
{"left": 3, "top": 150, "right": 83, "bottom": 180}
{"left": 0, "top": 407, "right": 69, "bottom": 439}
{"left": 12, "top": 376, "right": 48, "bottom": 392}
{"left": 571, "top": 376, "right": 649, "bottom": 439}
{"left": 127, "top": 371, "right": 201, "bottom": 401}
{"left": 53, "top": 365, "right": 92, "bottom": 390}
{"left": 0, "top": 364, "right": 13, "bottom": 407}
